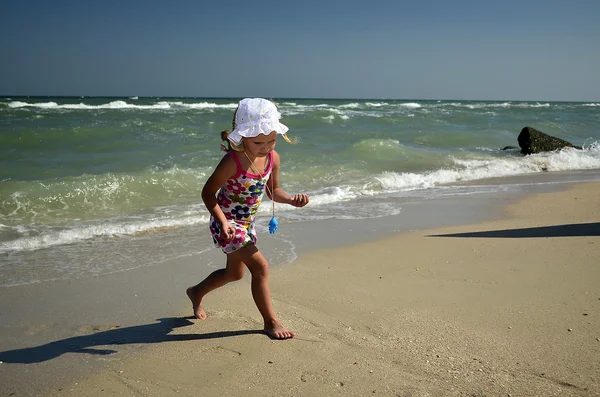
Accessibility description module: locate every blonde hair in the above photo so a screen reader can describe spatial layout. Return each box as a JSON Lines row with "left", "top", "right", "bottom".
{"left": 220, "top": 105, "right": 295, "bottom": 152}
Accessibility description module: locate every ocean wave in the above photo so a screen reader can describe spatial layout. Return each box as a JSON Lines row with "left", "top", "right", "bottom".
{"left": 286, "top": 101, "right": 419, "bottom": 114}
{"left": 374, "top": 144, "right": 600, "bottom": 192}
{"left": 5, "top": 100, "right": 239, "bottom": 111}
{"left": 169, "top": 101, "right": 238, "bottom": 109}
{"left": 2, "top": 143, "right": 598, "bottom": 253}
{"left": 7, "top": 100, "right": 172, "bottom": 110}
{"left": 436, "top": 102, "right": 555, "bottom": 110}
{"left": 398, "top": 102, "right": 421, "bottom": 108}
{"left": 0, "top": 167, "right": 210, "bottom": 226}
{"left": 4, "top": 99, "right": 598, "bottom": 115}
{"left": 353, "top": 138, "right": 404, "bottom": 153}
{"left": 0, "top": 213, "right": 210, "bottom": 253}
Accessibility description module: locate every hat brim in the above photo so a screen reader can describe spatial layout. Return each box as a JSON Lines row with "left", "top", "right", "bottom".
{"left": 228, "top": 121, "right": 289, "bottom": 145}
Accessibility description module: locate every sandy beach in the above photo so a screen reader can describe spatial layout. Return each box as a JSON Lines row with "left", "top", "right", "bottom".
{"left": 2, "top": 180, "right": 599, "bottom": 396}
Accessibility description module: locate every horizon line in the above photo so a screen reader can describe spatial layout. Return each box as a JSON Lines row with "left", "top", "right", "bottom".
{"left": 1, "top": 95, "right": 598, "bottom": 103}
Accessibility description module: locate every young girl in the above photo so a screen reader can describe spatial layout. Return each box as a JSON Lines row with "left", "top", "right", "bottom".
{"left": 187, "top": 98, "right": 309, "bottom": 340}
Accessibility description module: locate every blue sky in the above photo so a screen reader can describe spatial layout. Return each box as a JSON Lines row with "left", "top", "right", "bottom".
{"left": 1, "top": 0, "right": 599, "bottom": 101}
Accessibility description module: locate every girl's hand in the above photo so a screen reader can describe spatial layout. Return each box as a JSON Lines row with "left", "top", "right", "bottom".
{"left": 220, "top": 221, "right": 236, "bottom": 242}
{"left": 289, "top": 193, "right": 310, "bottom": 208}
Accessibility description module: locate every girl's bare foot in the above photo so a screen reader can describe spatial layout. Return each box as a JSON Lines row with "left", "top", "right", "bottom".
{"left": 186, "top": 287, "right": 207, "bottom": 320}
{"left": 264, "top": 320, "right": 295, "bottom": 339}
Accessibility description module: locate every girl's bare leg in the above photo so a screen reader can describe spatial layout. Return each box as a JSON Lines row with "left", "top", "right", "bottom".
{"left": 234, "top": 244, "right": 295, "bottom": 339}
{"left": 186, "top": 255, "right": 245, "bottom": 320}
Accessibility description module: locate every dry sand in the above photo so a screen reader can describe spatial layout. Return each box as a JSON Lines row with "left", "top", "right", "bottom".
{"left": 8, "top": 182, "right": 600, "bottom": 396}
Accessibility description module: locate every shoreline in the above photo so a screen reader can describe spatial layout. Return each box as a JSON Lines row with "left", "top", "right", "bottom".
{"left": 3, "top": 169, "right": 600, "bottom": 289}
{"left": 1, "top": 178, "right": 599, "bottom": 396}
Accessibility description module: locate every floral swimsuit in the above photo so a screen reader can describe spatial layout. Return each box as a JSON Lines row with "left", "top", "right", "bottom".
{"left": 210, "top": 151, "right": 273, "bottom": 253}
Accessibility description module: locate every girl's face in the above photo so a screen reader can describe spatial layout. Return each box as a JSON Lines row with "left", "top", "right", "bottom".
{"left": 244, "top": 131, "right": 277, "bottom": 157}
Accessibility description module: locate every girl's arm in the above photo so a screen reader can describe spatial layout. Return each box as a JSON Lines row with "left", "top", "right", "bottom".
{"left": 267, "top": 150, "right": 310, "bottom": 208}
{"left": 202, "top": 154, "right": 237, "bottom": 240}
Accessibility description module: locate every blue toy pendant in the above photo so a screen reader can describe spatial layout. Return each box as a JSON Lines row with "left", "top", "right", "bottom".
{"left": 268, "top": 217, "right": 279, "bottom": 234}
{"left": 243, "top": 150, "right": 279, "bottom": 235}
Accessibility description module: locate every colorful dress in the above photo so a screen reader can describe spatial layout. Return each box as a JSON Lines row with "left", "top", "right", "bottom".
{"left": 210, "top": 151, "right": 273, "bottom": 253}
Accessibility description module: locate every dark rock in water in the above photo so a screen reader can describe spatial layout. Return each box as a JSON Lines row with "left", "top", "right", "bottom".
{"left": 501, "top": 146, "right": 519, "bottom": 150}
{"left": 517, "top": 126, "right": 581, "bottom": 155}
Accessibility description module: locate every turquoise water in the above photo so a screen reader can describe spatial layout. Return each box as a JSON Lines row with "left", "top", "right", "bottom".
{"left": 1, "top": 97, "right": 599, "bottom": 285}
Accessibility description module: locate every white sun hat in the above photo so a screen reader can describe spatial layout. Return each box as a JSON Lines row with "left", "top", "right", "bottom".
{"left": 227, "top": 98, "right": 289, "bottom": 145}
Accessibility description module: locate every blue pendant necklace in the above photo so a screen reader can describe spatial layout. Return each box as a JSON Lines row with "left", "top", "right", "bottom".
{"left": 244, "top": 151, "right": 278, "bottom": 234}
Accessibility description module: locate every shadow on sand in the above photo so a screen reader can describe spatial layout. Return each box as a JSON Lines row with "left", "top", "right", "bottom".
{"left": 0, "top": 317, "right": 263, "bottom": 364}
{"left": 428, "top": 222, "right": 600, "bottom": 239}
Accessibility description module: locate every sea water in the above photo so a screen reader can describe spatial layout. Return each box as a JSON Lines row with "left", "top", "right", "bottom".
{"left": 1, "top": 97, "right": 599, "bottom": 286}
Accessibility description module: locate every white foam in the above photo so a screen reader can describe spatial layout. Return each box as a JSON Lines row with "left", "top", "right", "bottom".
{"left": 305, "top": 186, "right": 358, "bottom": 206}
{"left": 0, "top": 214, "right": 210, "bottom": 253}
{"left": 326, "top": 108, "right": 356, "bottom": 120}
{"left": 257, "top": 186, "right": 359, "bottom": 217}
{"left": 6, "top": 100, "right": 238, "bottom": 111}
{"left": 8, "top": 100, "right": 172, "bottom": 110}
{"left": 174, "top": 102, "right": 238, "bottom": 109}
{"left": 399, "top": 102, "right": 421, "bottom": 108}
{"left": 441, "top": 101, "right": 556, "bottom": 110}
{"left": 515, "top": 102, "right": 550, "bottom": 108}
{"left": 374, "top": 144, "right": 600, "bottom": 193}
